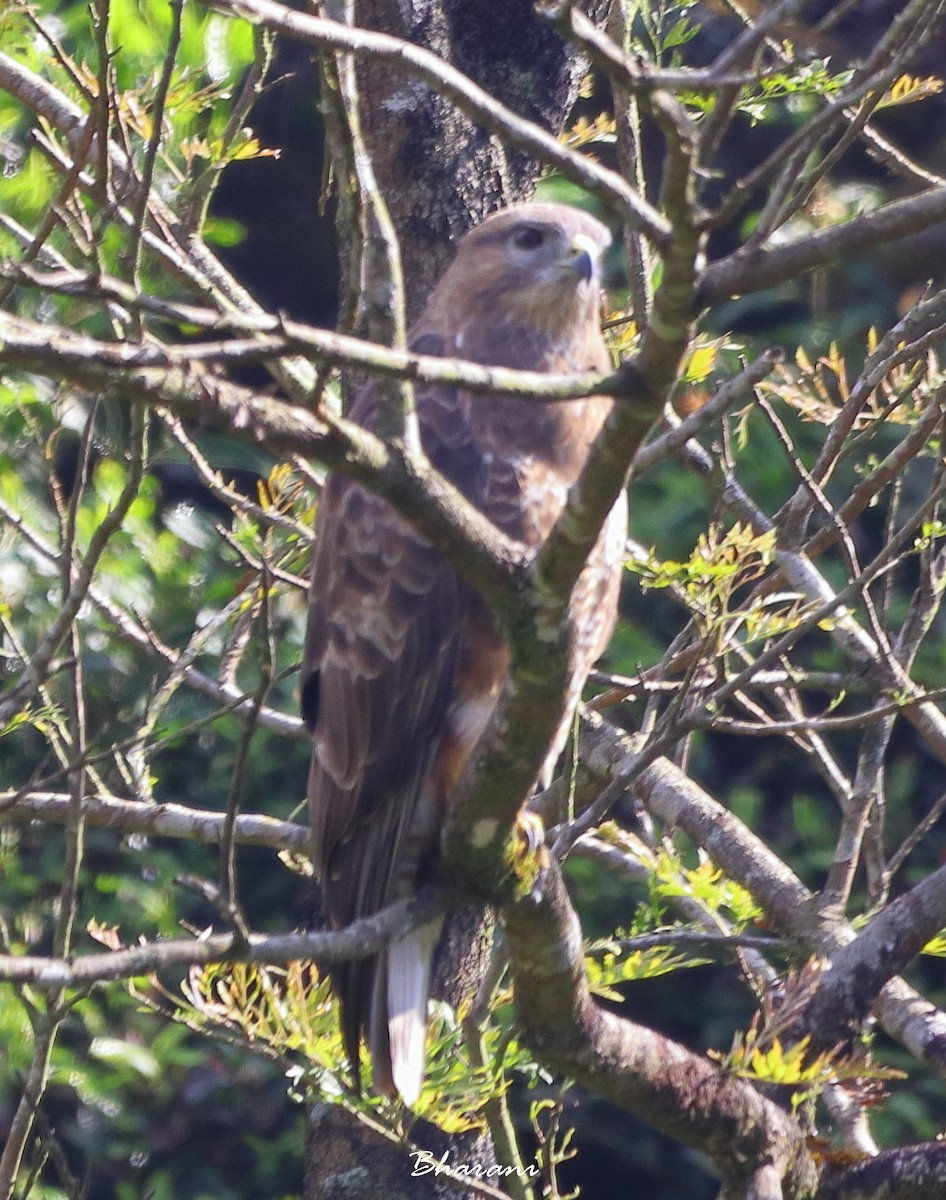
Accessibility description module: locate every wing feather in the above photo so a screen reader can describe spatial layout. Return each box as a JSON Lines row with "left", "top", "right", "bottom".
{"left": 304, "top": 335, "right": 485, "bottom": 1080}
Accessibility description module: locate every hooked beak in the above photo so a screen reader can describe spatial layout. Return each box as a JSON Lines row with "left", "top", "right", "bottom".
{"left": 565, "top": 233, "right": 600, "bottom": 283}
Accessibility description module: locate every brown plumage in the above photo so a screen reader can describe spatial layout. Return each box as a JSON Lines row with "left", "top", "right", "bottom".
{"left": 302, "top": 202, "right": 626, "bottom": 1104}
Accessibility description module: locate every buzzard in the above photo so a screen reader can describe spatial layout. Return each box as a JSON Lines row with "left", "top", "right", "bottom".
{"left": 302, "top": 202, "right": 627, "bottom": 1104}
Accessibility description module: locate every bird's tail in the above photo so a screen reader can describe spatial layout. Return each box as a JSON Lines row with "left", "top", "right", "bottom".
{"left": 370, "top": 916, "right": 443, "bottom": 1106}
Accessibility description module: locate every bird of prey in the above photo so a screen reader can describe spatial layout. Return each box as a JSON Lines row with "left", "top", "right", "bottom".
{"left": 302, "top": 202, "right": 627, "bottom": 1104}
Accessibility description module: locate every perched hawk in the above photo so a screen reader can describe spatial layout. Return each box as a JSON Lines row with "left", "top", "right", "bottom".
{"left": 302, "top": 202, "right": 626, "bottom": 1104}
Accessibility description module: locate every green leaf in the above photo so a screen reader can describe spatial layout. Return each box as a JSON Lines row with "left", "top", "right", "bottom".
{"left": 922, "top": 931, "right": 946, "bottom": 956}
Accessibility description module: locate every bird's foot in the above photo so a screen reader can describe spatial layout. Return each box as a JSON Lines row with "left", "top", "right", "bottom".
{"left": 511, "top": 810, "right": 550, "bottom": 901}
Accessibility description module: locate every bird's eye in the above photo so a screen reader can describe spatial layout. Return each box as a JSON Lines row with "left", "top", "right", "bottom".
{"left": 512, "top": 226, "right": 547, "bottom": 251}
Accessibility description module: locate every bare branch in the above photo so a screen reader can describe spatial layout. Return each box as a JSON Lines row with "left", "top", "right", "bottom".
{"left": 0, "top": 893, "right": 445, "bottom": 988}
{"left": 0, "top": 491, "right": 305, "bottom": 737}
{"left": 0, "top": 790, "right": 309, "bottom": 853}
{"left": 633, "top": 349, "right": 782, "bottom": 474}
{"left": 0, "top": 49, "right": 316, "bottom": 399}
{"left": 0, "top": 310, "right": 528, "bottom": 614}
{"left": 0, "top": 272, "right": 625, "bottom": 400}
{"left": 0, "top": 410, "right": 145, "bottom": 733}
{"left": 699, "top": 185, "right": 946, "bottom": 307}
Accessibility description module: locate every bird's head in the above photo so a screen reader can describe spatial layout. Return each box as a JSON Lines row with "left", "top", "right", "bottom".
{"left": 428, "top": 203, "right": 612, "bottom": 355}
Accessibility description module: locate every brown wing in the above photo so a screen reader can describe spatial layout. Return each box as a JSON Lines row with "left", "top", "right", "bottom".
{"left": 303, "top": 479, "right": 469, "bottom": 862}
{"left": 302, "top": 336, "right": 487, "bottom": 1073}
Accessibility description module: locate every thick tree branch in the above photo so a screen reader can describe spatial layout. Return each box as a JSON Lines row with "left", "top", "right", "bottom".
{"left": 502, "top": 860, "right": 817, "bottom": 1199}
{"left": 698, "top": 185, "right": 946, "bottom": 308}
{"left": 801, "top": 863, "right": 946, "bottom": 1051}
{"left": 436, "top": 88, "right": 703, "bottom": 901}
{"left": 816, "top": 1143, "right": 946, "bottom": 1200}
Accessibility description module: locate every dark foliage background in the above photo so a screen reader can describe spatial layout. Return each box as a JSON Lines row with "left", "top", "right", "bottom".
{"left": 2, "top": 2, "right": 946, "bottom": 1198}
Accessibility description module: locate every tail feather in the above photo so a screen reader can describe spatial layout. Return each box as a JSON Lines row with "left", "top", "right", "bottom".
{"left": 376, "top": 917, "right": 443, "bottom": 1106}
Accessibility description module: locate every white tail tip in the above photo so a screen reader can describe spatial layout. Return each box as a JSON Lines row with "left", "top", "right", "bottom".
{"left": 384, "top": 918, "right": 442, "bottom": 1106}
